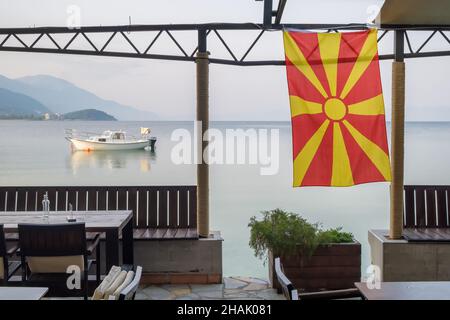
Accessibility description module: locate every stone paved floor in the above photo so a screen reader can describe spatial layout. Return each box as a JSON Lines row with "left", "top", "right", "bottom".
{"left": 136, "top": 277, "right": 285, "bottom": 300}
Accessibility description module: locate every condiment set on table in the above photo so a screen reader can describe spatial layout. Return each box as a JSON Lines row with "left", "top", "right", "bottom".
{"left": 40, "top": 192, "right": 77, "bottom": 222}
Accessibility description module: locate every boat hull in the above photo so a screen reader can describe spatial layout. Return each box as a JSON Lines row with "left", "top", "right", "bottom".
{"left": 69, "top": 138, "right": 150, "bottom": 151}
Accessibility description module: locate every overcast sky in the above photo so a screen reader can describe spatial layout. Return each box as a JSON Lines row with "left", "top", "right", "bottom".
{"left": 0, "top": 0, "right": 449, "bottom": 120}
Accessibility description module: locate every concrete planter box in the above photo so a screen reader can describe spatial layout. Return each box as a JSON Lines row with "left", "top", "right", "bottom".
{"left": 268, "top": 242, "right": 361, "bottom": 292}
{"left": 369, "top": 229, "right": 450, "bottom": 281}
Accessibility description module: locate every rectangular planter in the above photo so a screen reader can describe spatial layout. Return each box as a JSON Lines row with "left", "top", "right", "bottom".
{"left": 268, "top": 242, "right": 361, "bottom": 292}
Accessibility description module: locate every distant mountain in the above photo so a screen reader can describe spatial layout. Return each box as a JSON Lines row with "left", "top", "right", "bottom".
{"left": 0, "top": 87, "right": 50, "bottom": 118}
{"left": 0, "top": 74, "right": 158, "bottom": 121}
{"left": 62, "top": 109, "right": 117, "bottom": 121}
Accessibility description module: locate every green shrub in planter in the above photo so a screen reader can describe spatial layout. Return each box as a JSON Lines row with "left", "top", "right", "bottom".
{"left": 248, "top": 208, "right": 354, "bottom": 261}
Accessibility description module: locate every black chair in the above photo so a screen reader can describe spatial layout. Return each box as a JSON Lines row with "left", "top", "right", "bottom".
{"left": 274, "top": 257, "right": 362, "bottom": 300}
{"left": 0, "top": 225, "right": 20, "bottom": 285}
{"left": 18, "top": 223, "right": 101, "bottom": 300}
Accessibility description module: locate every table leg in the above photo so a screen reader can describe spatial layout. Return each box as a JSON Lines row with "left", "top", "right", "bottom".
{"left": 122, "top": 219, "right": 134, "bottom": 265}
{"left": 105, "top": 229, "right": 119, "bottom": 271}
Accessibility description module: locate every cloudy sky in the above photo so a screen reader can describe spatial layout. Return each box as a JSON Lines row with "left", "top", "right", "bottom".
{"left": 0, "top": 0, "right": 449, "bottom": 120}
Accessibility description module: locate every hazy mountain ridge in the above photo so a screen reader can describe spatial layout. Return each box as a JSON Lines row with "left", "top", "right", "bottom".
{"left": 0, "top": 74, "right": 158, "bottom": 120}
{"left": 0, "top": 87, "right": 50, "bottom": 118}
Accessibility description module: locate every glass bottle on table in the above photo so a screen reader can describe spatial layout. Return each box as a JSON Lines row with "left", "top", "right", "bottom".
{"left": 42, "top": 192, "right": 50, "bottom": 220}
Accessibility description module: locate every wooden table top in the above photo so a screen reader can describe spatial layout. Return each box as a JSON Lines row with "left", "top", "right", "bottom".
{"left": 0, "top": 287, "right": 48, "bottom": 300}
{"left": 355, "top": 281, "right": 450, "bottom": 300}
{"left": 0, "top": 210, "right": 133, "bottom": 232}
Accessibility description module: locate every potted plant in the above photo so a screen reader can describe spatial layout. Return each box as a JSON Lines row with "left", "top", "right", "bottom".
{"left": 249, "top": 209, "right": 360, "bottom": 292}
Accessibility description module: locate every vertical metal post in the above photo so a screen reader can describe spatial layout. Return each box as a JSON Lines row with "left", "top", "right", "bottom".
{"left": 263, "top": 0, "right": 273, "bottom": 27}
{"left": 390, "top": 30, "right": 405, "bottom": 239}
{"left": 196, "top": 28, "right": 210, "bottom": 238}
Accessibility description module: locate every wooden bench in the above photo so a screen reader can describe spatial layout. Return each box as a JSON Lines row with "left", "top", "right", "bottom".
{"left": 403, "top": 185, "right": 450, "bottom": 241}
{"left": 0, "top": 186, "right": 198, "bottom": 240}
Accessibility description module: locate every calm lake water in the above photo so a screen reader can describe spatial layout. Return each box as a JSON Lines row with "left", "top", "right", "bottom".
{"left": 1, "top": 120, "right": 449, "bottom": 279}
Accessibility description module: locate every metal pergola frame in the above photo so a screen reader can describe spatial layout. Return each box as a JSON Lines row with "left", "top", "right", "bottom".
{"left": 1, "top": 0, "right": 450, "bottom": 65}
{"left": 1, "top": 22, "right": 450, "bottom": 66}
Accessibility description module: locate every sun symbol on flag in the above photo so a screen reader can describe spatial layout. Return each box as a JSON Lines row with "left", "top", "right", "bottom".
{"left": 284, "top": 29, "right": 391, "bottom": 187}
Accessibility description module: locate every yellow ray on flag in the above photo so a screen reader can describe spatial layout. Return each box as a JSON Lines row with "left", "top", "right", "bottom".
{"left": 331, "top": 123, "right": 354, "bottom": 186}
{"left": 318, "top": 33, "right": 341, "bottom": 97}
{"left": 342, "top": 120, "right": 391, "bottom": 181}
{"left": 284, "top": 32, "right": 328, "bottom": 99}
{"left": 348, "top": 94, "right": 385, "bottom": 115}
{"left": 293, "top": 119, "right": 330, "bottom": 186}
{"left": 340, "top": 30, "right": 378, "bottom": 99}
{"left": 290, "top": 96, "right": 323, "bottom": 117}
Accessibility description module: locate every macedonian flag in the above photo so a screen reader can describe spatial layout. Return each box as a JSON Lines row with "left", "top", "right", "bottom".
{"left": 284, "top": 29, "right": 391, "bottom": 187}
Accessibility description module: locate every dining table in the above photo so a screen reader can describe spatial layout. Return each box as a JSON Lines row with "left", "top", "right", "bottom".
{"left": 0, "top": 210, "right": 134, "bottom": 270}
{"left": 0, "top": 287, "right": 48, "bottom": 300}
{"left": 355, "top": 281, "right": 450, "bottom": 300}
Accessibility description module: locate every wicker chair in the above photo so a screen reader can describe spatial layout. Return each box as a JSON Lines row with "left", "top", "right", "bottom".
{"left": 0, "top": 225, "right": 20, "bottom": 285}
{"left": 18, "top": 223, "right": 101, "bottom": 300}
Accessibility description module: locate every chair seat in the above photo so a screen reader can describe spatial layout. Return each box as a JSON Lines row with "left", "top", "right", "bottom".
{"left": 25, "top": 273, "right": 92, "bottom": 298}
{"left": 27, "top": 259, "right": 94, "bottom": 282}
{"left": 25, "top": 259, "right": 95, "bottom": 297}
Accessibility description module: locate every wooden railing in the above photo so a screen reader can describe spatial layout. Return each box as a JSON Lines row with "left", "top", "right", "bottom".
{"left": 0, "top": 186, "right": 197, "bottom": 229}
{"left": 404, "top": 185, "right": 450, "bottom": 228}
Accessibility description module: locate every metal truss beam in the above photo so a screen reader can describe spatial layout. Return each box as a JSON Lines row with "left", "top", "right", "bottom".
{"left": 0, "top": 23, "right": 371, "bottom": 34}
{"left": 0, "top": 23, "right": 450, "bottom": 66}
{"left": 275, "top": 0, "right": 288, "bottom": 25}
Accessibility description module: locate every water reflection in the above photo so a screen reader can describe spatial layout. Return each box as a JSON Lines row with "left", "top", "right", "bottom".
{"left": 68, "top": 149, "right": 156, "bottom": 172}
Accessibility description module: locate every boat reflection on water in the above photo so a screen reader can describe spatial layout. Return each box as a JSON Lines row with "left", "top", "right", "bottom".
{"left": 68, "top": 149, "right": 156, "bottom": 173}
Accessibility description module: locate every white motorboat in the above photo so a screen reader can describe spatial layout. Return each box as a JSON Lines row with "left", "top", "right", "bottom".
{"left": 66, "top": 128, "right": 157, "bottom": 151}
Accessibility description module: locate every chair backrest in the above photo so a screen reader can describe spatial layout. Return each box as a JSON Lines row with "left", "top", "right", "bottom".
{"left": 18, "top": 223, "right": 87, "bottom": 257}
{"left": 274, "top": 257, "right": 298, "bottom": 300}
{"left": 118, "top": 266, "right": 143, "bottom": 300}
{"left": 0, "top": 225, "right": 5, "bottom": 257}
{"left": 0, "top": 225, "right": 5, "bottom": 281}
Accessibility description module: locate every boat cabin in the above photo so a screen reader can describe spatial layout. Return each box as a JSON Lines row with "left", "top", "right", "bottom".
{"left": 92, "top": 131, "right": 126, "bottom": 142}
{"left": 112, "top": 132, "right": 125, "bottom": 140}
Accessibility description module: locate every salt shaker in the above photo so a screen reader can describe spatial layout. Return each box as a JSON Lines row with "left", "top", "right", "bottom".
{"left": 67, "top": 203, "right": 76, "bottom": 222}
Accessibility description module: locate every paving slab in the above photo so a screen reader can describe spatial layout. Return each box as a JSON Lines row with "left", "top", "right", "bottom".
{"left": 191, "top": 284, "right": 224, "bottom": 293}
{"left": 137, "top": 277, "right": 285, "bottom": 300}
{"left": 141, "top": 286, "right": 175, "bottom": 300}
{"left": 224, "top": 277, "right": 248, "bottom": 289}
{"left": 233, "top": 276, "right": 269, "bottom": 285}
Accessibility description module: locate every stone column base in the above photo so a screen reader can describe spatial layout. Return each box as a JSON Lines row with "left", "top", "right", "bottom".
{"left": 369, "top": 229, "right": 450, "bottom": 281}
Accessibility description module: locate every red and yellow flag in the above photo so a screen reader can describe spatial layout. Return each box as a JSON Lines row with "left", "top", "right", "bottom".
{"left": 284, "top": 29, "right": 391, "bottom": 187}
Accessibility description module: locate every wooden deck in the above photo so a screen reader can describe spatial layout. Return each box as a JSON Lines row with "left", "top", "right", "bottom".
{"left": 403, "top": 228, "right": 450, "bottom": 242}
{"left": 403, "top": 185, "right": 450, "bottom": 241}
{"left": 0, "top": 186, "right": 198, "bottom": 240}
